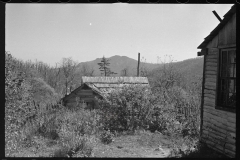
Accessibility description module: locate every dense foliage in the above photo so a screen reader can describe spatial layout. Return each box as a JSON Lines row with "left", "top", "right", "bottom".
{"left": 97, "top": 60, "right": 202, "bottom": 153}
{"left": 5, "top": 52, "right": 202, "bottom": 157}
{"left": 5, "top": 52, "right": 96, "bottom": 157}
{"left": 5, "top": 53, "right": 34, "bottom": 155}
{"left": 97, "top": 85, "right": 155, "bottom": 132}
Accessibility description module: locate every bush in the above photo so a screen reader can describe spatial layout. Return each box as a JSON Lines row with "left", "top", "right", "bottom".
{"left": 97, "top": 84, "right": 156, "bottom": 133}
{"left": 57, "top": 107, "right": 99, "bottom": 137}
{"left": 100, "top": 130, "right": 114, "bottom": 144}
{"left": 152, "top": 86, "right": 201, "bottom": 138}
{"left": 96, "top": 82, "right": 200, "bottom": 138}
{"left": 5, "top": 53, "right": 97, "bottom": 157}
{"left": 53, "top": 135, "right": 94, "bottom": 157}
{"left": 5, "top": 52, "right": 66, "bottom": 156}
{"left": 30, "top": 77, "right": 60, "bottom": 106}
{"left": 51, "top": 107, "right": 97, "bottom": 157}
{"left": 5, "top": 53, "right": 34, "bottom": 156}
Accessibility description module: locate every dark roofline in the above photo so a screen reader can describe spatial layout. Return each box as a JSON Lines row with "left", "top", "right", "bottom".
{"left": 62, "top": 83, "right": 106, "bottom": 102}
{"left": 85, "top": 82, "right": 149, "bottom": 84}
{"left": 197, "top": 4, "right": 236, "bottom": 49}
{"left": 62, "top": 83, "right": 85, "bottom": 101}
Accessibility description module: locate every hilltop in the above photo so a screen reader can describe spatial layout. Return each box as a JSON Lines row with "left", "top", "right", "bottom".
{"left": 76, "top": 55, "right": 160, "bottom": 76}
{"left": 76, "top": 55, "right": 203, "bottom": 78}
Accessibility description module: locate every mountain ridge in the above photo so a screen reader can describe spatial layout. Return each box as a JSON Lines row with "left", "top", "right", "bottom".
{"left": 76, "top": 55, "right": 203, "bottom": 78}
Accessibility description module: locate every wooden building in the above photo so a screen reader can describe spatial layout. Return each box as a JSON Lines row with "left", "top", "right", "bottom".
{"left": 62, "top": 76, "right": 149, "bottom": 109}
{"left": 197, "top": 5, "right": 236, "bottom": 158}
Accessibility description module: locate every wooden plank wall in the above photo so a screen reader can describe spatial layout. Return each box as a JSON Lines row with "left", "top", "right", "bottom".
{"left": 201, "top": 48, "right": 236, "bottom": 158}
{"left": 207, "top": 13, "right": 236, "bottom": 49}
{"left": 218, "top": 13, "right": 236, "bottom": 47}
{"left": 65, "top": 89, "right": 96, "bottom": 108}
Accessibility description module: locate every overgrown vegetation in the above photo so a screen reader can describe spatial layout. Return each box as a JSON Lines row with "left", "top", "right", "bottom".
{"left": 5, "top": 52, "right": 203, "bottom": 157}
{"left": 96, "top": 55, "right": 202, "bottom": 157}
{"left": 5, "top": 52, "right": 96, "bottom": 157}
{"left": 100, "top": 130, "right": 114, "bottom": 144}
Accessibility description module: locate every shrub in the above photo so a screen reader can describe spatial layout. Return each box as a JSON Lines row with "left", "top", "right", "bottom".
{"left": 30, "top": 77, "right": 60, "bottom": 106}
{"left": 100, "top": 130, "right": 114, "bottom": 144}
{"left": 5, "top": 53, "right": 96, "bottom": 157}
{"left": 52, "top": 146, "right": 69, "bottom": 157}
{"left": 53, "top": 135, "right": 93, "bottom": 157}
{"left": 5, "top": 53, "right": 34, "bottom": 156}
{"left": 147, "top": 55, "right": 201, "bottom": 138}
{"left": 148, "top": 83, "right": 201, "bottom": 137}
{"left": 56, "top": 107, "right": 99, "bottom": 137}
{"left": 51, "top": 107, "right": 97, "bottom": 157}
{"left": 5, "top": 52, "right": 65, "bottom": 156}
{"left": 97, "top": 84, "right": 156, "bottom": 133}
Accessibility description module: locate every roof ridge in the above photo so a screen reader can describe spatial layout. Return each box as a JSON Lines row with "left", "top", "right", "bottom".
{"left": 197, "top": 4, "right": 236, "bottom": 49}
{"left": 82, "top": 76, "right": 149, "bottom": 84}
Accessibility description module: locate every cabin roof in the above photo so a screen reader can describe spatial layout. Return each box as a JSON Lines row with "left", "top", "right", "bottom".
{"left": 197, "top": 4, "right": 236, "bottom": 49}
{"left": 83, "top": 76, "right": 150, "bottom": 98}
{"left": 62, "top": 76, "right": 150, "bottom": 102}
{"left": 82, "top": 76, "right": 149, "bottom": 84}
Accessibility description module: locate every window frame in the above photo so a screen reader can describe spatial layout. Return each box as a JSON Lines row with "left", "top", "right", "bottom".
{"left": 215, "top": 47, "right": 236, "bottom": 113}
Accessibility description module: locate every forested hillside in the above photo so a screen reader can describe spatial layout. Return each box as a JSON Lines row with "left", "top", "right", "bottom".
{"left": 76, "top": 55, "right": 203, "bottom": 78}
{"left": 5, "top": 52, "right": 203, "bottom": 157}
{"left": 76, "top": 55, "right": 160, "bottom": 76}
{"left": 172, "top": 57, "right": 203, "bottom": 80}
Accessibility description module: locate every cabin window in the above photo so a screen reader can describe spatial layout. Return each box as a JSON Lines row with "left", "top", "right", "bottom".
{"left": 217, "top": 48, "right": 236, "bottom": 111}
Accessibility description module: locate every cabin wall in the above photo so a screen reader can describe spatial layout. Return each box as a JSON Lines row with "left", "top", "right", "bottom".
{"left": 201, "top": 48, "right": 236, "bottom": 158}
{"left": 64, "top": 89, "right": 99, "bottom": 109}
{"left": 206, "top": 13, "right": 236, "bottom": 48}
{"left": 218, "top": 13, "right": 236, "bottom": 47}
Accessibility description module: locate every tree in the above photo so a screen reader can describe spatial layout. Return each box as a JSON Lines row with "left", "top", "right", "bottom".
{"left": 80, "top": 64, "right": 94, "bottom": 77}
{"left": 98, "top": 56, "right": 117, "bottom": 77}
{"left": 121, "top": 66, "right": 129, "bottom": 77}
{"left": 148, "top": 55, "right": 183, "bottom": 93}
{"left": 139, "top": 57, "right": 149, "bottom": 77}
{"left": 46, "top": 63, "right": 61, "bottom": 91}
{"left": 60, "top": 57, "right": 78, "bottom": 96}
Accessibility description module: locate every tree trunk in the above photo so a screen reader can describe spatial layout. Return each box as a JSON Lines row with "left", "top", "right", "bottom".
{"left": 65, "top": 79, "right": 68, "bottom": 95}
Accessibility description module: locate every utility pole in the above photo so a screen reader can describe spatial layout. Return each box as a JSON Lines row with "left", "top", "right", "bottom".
{"left": 137, "top": 53, "right": 140, "bottom": 77}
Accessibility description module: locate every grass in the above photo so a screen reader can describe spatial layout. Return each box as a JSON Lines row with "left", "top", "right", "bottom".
{"left": 181, "top": 143, "right": 229, "bottom": 158}
{"left": 7, "top": 100, "right": 227, "bottom": 158}
{"left": 7, "top": 104, "right": 96, "bottom": 157}
{"left": 5, "top": 91, "right": 228, "bottom": 158}
{"left": 135, "top": 130, "right": 228, "bottom": 158}
{"left": 8, "top": 116, "right": 229, "bottom": 158}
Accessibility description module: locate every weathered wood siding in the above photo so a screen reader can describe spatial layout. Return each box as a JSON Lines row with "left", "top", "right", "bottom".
{"left": 218, "top": 13, "right": 236, "bottom": 47}
{"left": 206, "top": 13, "right": 236, "bottom": 48}
{"left": 201, "top": 49, "right": 236, "bottom": 157}
{"left": 198, "top": 6, "right": 236, "bottom": 158}
{"left": 64, "top": 88, "right": 98, "bottom": 109}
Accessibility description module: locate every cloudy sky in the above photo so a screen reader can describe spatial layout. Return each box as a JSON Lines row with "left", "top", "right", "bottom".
{"left": 6, "top": 3, "right": 233, "bottom": 66}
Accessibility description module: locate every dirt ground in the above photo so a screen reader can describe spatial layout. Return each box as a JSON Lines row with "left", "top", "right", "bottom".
{"left": 11, "top": 131, "right": 172, "bottom": 158}
{"left": 10, "top": 131, "right": 227, "bottom": 158}
{"left": 92, "top": 133, "right": 171, "bottom": 158}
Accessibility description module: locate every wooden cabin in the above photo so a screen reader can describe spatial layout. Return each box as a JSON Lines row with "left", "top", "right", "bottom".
{"left": 197, "top": 5, "right": 236, "bottom": 158}
{"left": 62, "top": 76, "right": 150, "bottom": 109}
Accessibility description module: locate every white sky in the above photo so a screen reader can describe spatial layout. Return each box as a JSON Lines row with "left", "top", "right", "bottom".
{"left": 6, "top": 4, "right": 233, "bottom": 66}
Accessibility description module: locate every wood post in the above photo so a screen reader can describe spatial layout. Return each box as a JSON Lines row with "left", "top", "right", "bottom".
{"left": 137, "top": 53, "right": 140, "bottom": 77}
{"left": 212, "top": 10, "right": 222, "bottom": 22}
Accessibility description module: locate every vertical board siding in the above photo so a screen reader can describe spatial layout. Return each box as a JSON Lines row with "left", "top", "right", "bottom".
{"left": 218, "top": 13, "right": 236, "bottom": 46}
{"left": 201, "top": 48, "right": 236, "bottom": 157}
{"left": 206, "top": 34, "right": 218, "bottom": 48}
{"left": 207, "top": 13, "right": 236, "bottom": 48}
